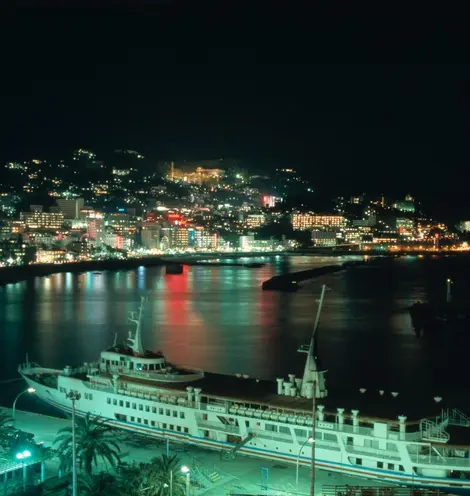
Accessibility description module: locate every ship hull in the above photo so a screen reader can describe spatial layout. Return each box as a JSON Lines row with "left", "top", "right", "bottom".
{"left": 21, "top": 373, "right": 470, "bottom": 493}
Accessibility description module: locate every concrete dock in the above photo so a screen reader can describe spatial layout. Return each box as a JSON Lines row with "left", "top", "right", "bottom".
{"left": 0, "top": 407, "right": 392, "bottom": 495}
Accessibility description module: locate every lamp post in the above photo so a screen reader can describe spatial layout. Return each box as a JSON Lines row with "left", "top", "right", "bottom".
{"left": 181, "top": 465, "right": 191, "bottom": 496}
{"left": 66, "top": 391, "right": 81, "bottom": 496}
{"left": 296, "top": 437, "right": 314, "bottom": 486}
{"left": 16, "top": 450, "right": 32, "bottom": 491}
{"left": 310, "top": 379, "right": 317, "bottom": 496}
{"left": 12, "top": 388, "right": 35, "bottom": 426}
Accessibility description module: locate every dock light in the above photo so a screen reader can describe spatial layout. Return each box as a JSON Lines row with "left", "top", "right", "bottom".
{"left": 181, "top": 466, "right": 191, "bottom": 495}
{"left": 16, "top": 450, "right": 31, "bottom": 460}
{"left": 27, "top": 388, "right": 35, "bottom": 393}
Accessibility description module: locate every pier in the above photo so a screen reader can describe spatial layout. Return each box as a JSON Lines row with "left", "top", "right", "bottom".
{"left": 0, "top": 407, "right": 391, "bottom": 495}
{"left": 262, "top": 260, "right": 364, "bottom": 291}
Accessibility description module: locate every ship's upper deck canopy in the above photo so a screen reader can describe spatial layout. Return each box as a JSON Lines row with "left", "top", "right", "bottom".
{"left": 102, "top": 346, "right": 165, "bottom": 363}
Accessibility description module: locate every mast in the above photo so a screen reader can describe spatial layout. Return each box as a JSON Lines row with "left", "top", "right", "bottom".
{"left": 446, "top": 278, "right": 452, "bottom": 304}
{"left": 300, "top": 284, "right": 328, "bottom": 399}
{"left": 127, "top": 296, "right": 146, "bottom": 354}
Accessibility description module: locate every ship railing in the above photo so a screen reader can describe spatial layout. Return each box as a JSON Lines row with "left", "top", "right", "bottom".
{"left": 449, "top": 408, "right": 470, "bottom": 427}
{"left": 247, "top": 428, "right": 294, "bottom": 444}
{"left": 197, "top": 420, "right": 240, "bottom": 435}
{"left": 414, "top": 454, "right": 470, "bottom": 467}
{"left": 314, "top": 440, "right": 341, "bottom": 452}
{"left": 344, "top": 444, "right": 402, "bottom": 461}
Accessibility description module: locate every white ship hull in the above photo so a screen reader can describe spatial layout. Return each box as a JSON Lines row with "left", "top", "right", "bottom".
{"left": 21, "top": 371, "right": 470, "bottom": 493}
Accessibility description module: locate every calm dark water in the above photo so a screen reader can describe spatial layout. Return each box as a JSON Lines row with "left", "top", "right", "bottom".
{"left": 1, "top": 255, "right": 470, "bottom": 409}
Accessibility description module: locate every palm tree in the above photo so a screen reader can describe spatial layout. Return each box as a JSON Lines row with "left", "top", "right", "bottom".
{"left": 53, "top": 413, "right": 121, "bottom": 476}
{"left": 0, "top": 411, "right": 14, "bottom": 452}
{"left": 79, "top": 472, "right": 123, "bottom": 496}
{"left": 137, "top": 454, "right": 187, "bottom": 496}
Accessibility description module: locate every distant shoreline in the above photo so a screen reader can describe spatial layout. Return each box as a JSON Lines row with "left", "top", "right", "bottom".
{"left": 0, "top": 257, "right": 168, "bottom": 286}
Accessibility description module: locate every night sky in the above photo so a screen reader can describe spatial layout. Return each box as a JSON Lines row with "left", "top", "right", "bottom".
{"left": 1, "top": 2, "right": 468, "bottom": 216}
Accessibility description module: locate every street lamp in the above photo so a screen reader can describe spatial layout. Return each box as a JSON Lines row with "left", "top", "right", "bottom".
{"left": 66, "top": 391, "right": 81, "bottom": 496}
{"left": 181, "top": 465, "right": 191, "bottom": 496}
{"left": 16, "top": 450, "right": 32, "bottom": 491}
{"left": 296, "top": 437, "right": 314, "bottom": 486}
{"left": 12, "top": 388, "right": 36, "bottom": 426}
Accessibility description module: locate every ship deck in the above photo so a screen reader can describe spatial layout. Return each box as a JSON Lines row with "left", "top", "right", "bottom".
{"left": 111, "top": 371, "right": 445, "bottom": 423}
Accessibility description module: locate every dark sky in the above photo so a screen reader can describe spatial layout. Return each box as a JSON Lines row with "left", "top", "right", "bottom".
{"left": 1, "top": 2, "right": 469, "bottom": 213}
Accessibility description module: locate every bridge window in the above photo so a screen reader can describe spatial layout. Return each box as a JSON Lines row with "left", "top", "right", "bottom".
{"left": 180, "top": 412, "right": 185, "bottom": 419}
{"left": 279, "top": 426, "right": 290, "bottom": 435}
{"left": 399, "top": 465, "right": 405, "bottom": 472}
{"left": 377, "top": 462, "right": 384, "bottom": 469}
{"left": 149, "top": 364, "right": 154, "bottom": 371}
{"left": 126, "top": 401, "right": 130, "bottom": 408}
{"left": 324, "top": 433, "right": 337, "bottom": 442}
{"left": 387, "top": 463, "right": 394, "bottom": 471}
{"left": 113, "top": 399, "right": 117, "bottom": 406}
{"left": 107, "top": 398, "right": 111, "bottom": 404}
{"left": 356, "top": 458, "right": 362, "bottom": 466}
{"left": 151, "top": 421, "right": 155, "bottom": 427}
{"left": 295, "top": 429, "right": 306, "bottom": 438}
{"left": 265, "top": 424, "right": 277, "bottom": 432}
{"left": 166, "top": 409, "right": 171, "bottom": 416}
{"left": 151, "top": 407, "right": 156, "bottom": 413}
{"left": 132, "top": 403, "right": 136, "bottom": 409}
{"left": 139, "top": 404, "right": 143, "bottom": 411}
{"left": 173, "top": 411, "right": 178, "bottom": 417}
{"left": 159, "top": 408, "right": 163, "bottom": 415}
{"left": 119, "top": 400, "right": 124, "bottom": 407}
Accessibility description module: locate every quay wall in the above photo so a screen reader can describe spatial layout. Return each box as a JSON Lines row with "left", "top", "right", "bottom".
{"left": 262, "top": 260, "right": 364, "bottom": 289}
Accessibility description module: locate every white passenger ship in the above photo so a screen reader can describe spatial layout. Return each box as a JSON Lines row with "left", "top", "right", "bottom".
{"left": 18, "top": 287, "right": 470, "bottom": 492}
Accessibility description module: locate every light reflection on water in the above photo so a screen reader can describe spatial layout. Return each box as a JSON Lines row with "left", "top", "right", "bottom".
{"left": 1, "top": 255, "right": 470, "bottom": 405}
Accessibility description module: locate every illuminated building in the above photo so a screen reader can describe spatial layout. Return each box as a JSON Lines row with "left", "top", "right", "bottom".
{"left": 20, "top": 211, "right": 64, "bottom": 230}
{"left": 167, "top": 163, "right": 225, "bottom": 184}
{"left": 396, "top": 218, "right": 414, "bottom": 235}
{"left": 112, "top": 168, "right": 131, "bottom": 176}
{"left": 0, "top": 220, "right": 24, "bottom": 240}
{"left": 393, "top": 194, "right": 415, "bottom": 213}
{"left": 0, "top": 238, "right": 36, "bottom": 264}
{"left": 261, "top": 195, "right": 279, "bottom": 208}
{"left": 56, "top": 198, "right": 85, "bottom": 220}
{"left": 141, "top": 222, "right": 160, "bottom": 249}
{"left": 246, "top": 214, "right": 266, "bottom": 228}
{"left": 87, "top": 217, "right": 105, "bottom": 242}
{"left": 238, "top": 234, "right": 276, "bottom": 251}
{"left": 36, "top": 249, "right": 66, "bottom": 264}
{"left": 192, "top": 228, "right": 218, "bottom": 249}
{"left": 311, "top": 230, "right": 337, "bottom": 247}
{"left": 106, "top": 213, "right": 136, "bottom": 236}
{"left": 291, "top": 213, "right": 346, "bottom": 230}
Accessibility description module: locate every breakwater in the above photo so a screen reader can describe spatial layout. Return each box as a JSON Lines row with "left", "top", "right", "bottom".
{"left": 0, "top": 257, "right": 167, "bottom": 286}
{"left": 262, "top": 260, "right": 364, "bottom": 291}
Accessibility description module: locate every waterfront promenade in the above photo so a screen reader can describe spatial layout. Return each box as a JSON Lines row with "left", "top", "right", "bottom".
{"left": 1, "top": 407, "right": 389, "bottom": 495}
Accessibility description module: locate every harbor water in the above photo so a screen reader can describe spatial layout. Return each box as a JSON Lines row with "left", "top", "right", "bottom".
{"left": 1, "top": 254, "right": 469, "bottom": 412}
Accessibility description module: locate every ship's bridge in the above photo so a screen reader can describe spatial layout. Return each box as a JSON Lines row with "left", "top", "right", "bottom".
{"left": 100, "top": 346, "right": 168, "bottom": 373}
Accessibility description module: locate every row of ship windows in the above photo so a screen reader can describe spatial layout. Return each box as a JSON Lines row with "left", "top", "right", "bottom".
{"left": 267, "top": 424, "right": 338, "bottom": 442}
{"left": 107, "top": 398, "right": 185, "bottom": 419}
{"left": 355, "top": 458, "right": 405, "bottom": 472}
{"left": 59, "top": 387, "right": 94, "bottom": 401}
{"left": 115, "top": 414, "right": 190, "bottom": 434}
{"left": 102, "top": 358, "right": 165, "bottom": 371}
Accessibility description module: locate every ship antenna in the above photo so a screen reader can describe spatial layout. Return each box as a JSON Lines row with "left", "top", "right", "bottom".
{"left": 299, "top": 284, "right": 328, "bottom": 399}
{"left": 127, "top": 296, "right": 146, "bottom": 354}
{"left": 113, "top": 332, "right": 118, "bottom": 347}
